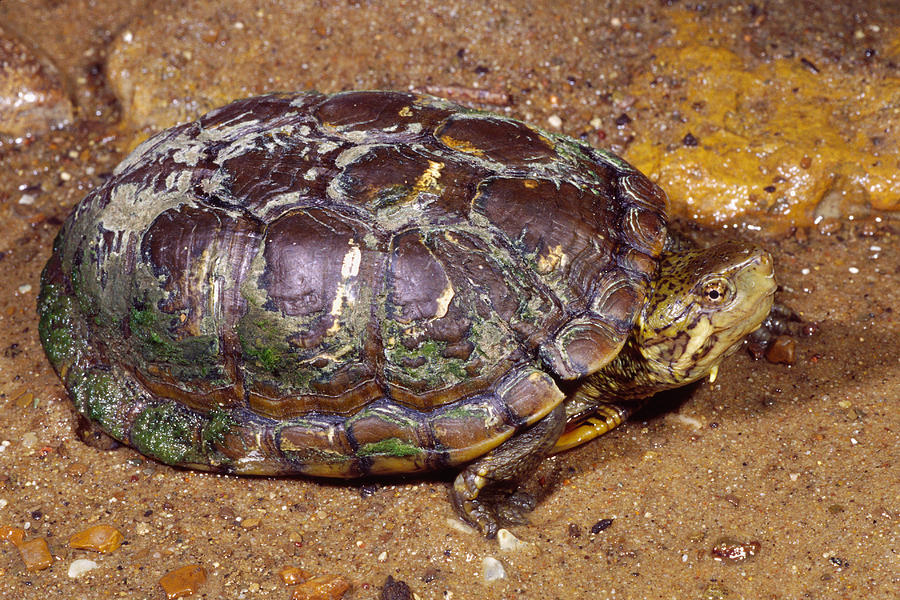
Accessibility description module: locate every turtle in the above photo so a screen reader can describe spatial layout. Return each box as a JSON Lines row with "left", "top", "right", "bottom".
{"left": 37, "top": 90, "right": 776, "bottom": 537}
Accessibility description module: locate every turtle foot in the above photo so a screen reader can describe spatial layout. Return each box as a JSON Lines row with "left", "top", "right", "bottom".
{"left": 746, "top": 301, "right": 815, "bottom": 364}
{"left": 450, "top": 477, "right": 535, "bottom": 538}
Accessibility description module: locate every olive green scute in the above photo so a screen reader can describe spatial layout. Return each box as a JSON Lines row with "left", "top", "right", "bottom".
{"left": 66, "top": 367, "right": 129, "bottom": 440}
{"left": 202, "top": 408, "right": 237, "bottom": 447}
{"left": 37, "top": 281, "right": 80, "bottom": 370}
{"left": 130, "top": 402, "right": 205, "bottom": 466}
{"left": 128, "top": 304, "right": 224, "bottom": 383}
{"left": 357, "top": 438, "right": 423, "bottom": 458}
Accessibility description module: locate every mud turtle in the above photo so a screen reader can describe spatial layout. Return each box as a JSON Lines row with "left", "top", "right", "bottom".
{"left": 38, "top": 91, "right": 775, "bottom": 536}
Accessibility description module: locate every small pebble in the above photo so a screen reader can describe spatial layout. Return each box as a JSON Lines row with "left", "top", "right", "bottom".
{"left": 381, "top": 575, "right": 414, "bottom": 600}
{"left": 547, "top": 115, "right": 562, "bottom": 129}
{"left": 18, "top": 537, "right": 54, "bottom": 571}
{"left": 497, "top": 528, "right": 528, "bottom": 552}
{"left": 69, "top": 524, "right": 125, "bottom": 553}
{"left": 291, "top": 574, "right": 352, "bottom": 600}
{"left": 816, "top": 217, "right": 842, "bottom": 235}
{"left": 765, "top": 336, "right": 796, "bottom": 365}
{"left": 21, "top": 432, "right": 38, "bottom": 448}
{"left": 280, "top": 565, "right": 311, "bottom": 585}
{"left": 590, "top": 518, "right": 614, "bottom": 534}
{"left": 482, "top": 556, "right": 506, "bottom": 582}
{"left": 240, "top": 516, "right": 261, "bottom": 530}
{"left": 0, "top": 526, "right": 25, "bottom": 545}
{"left": 445, "top": 518, "right": 475, "bottom": 534}
{"left": 68, "top": 558, "right": 99, "bottom": 578}
{"left": 159, "top": 564, "right": 208, "bottom": 600}
{"left": 711, "top": 538, "right": 760, "bottom": 562}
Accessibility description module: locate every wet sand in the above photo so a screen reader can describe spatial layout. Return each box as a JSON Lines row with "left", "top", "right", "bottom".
{"left": 0, "top": 1, "right": 897, "bottom": 598}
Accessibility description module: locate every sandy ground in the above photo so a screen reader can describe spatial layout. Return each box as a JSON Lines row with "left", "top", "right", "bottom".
{"left": 0, "top": 1, "right": 897, "bottom": 599}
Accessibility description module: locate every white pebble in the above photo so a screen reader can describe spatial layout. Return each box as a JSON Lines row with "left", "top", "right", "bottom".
{"left": 18, "top": 284, "right": 32, "bottom": 294}
{"left": 68, "top": 559, "right": 99, "bottom": 578}
{"left": 0, "top": 499, "right": 7, "bottom": 509}
{"left": 497, "top": 528, "right": 528, "bottom": 552}
{"left": 18, "top": 194, "right": 35, "bottom": 205}
{"left": 848, "top": 267, "right": 859, "bottom": 274}
{"left": 445, "top": 517, "right": 476, "bottom": 534}
{"left": 547, "top": 115, "right": 562, "bottom": 129}
{"left": 482, "top": 556, "right": 506, "bottom": 581}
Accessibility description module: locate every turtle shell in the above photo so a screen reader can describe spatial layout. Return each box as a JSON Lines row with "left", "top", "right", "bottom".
{"left": 38, "top": 91, "right": 668, "bottom": 477}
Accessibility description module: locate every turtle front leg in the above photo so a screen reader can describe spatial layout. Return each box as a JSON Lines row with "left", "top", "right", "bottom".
{"left": 451, "top": 404, "right": 566, "bottom": 538}
{"left": 746, "top": 301, "right": 813, "bottom": 361}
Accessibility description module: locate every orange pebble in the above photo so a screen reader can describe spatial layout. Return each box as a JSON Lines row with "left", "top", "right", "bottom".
{"left": 159, "top": 564, "right": 208, "bottom": 600}
{"left": 69, "top": 524, "right": 125, "bottom": 553}
{"left": 280, "top": 565, "right": 311, "bottom": 585}
{"left": 291, "top": 574, "right": 352, "bottom": 600}
{"left": 0, "top": 527, "right": 26, "bottom": 546}
{"left": 18, "top": 537, "right": 53, "bottom": 571}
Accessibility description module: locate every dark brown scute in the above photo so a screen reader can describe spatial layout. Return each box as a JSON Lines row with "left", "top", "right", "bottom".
{"left": 435, "top": 114, "right": 557, "bottom": 164}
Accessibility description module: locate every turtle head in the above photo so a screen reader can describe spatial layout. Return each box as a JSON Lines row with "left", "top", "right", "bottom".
{"left": 635, "top": 241, "right": 776, "bottom": 387}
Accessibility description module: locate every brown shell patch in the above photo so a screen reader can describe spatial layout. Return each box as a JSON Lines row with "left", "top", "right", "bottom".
{"left": 435, "top": 114, "right": 557, "bottom": 164}
{"left": 387, "top": 231, "right": 453, "bottom": 323}
{"left": 314, "top": 91, "right": 419, "bottom": 131}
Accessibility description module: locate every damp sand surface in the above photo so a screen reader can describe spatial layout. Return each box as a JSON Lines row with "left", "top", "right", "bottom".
{"left": 0, "top": 1, "right": 897, "bottom": 598}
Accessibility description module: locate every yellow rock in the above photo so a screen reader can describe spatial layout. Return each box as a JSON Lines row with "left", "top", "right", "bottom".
{"left": 625, "top": 10, "right": 900, "bottom": 229}
{"left": 18, "top": 537, "right": 53, "bottom": 572}
{"left": 159, "top": 563, "right": 208, "bottom": 600}
{"left": 69, "top": 524, "right": 125, "bottom": 553}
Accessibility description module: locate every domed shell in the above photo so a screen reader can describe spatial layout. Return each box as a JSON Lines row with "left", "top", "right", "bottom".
{"left": 38, "top": 91, "right": 668, "bottom": 477}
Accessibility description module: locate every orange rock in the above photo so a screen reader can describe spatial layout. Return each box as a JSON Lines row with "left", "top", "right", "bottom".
{"left": 280, "top": 565, "right": 311, "bottom": 585}
{"left": 18, "top": 537, "right": 53, "bottom": 571}
{"left": 159, "top": 564, "right": 208, "bottom": 600}
{"left": 69, "top": 524, "right": 125, "bottom": 553}
{"left": 0, "top": 526, "right": 26, "bottom": 546}
{"left": 765, "top": 336, "right": 797, "bottom": 365}
{"left": 291, "top": 574, "right": 352, "bottom": 600}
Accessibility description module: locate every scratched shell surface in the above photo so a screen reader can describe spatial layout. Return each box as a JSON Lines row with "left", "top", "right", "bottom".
{"left": 38, "top": 91, "right": 668, "bottom": 476}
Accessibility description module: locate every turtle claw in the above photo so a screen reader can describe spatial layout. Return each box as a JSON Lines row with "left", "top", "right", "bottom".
{"left": 493, "top": 490, "right": 536, "bottom": 525}
{"left": 451, "top": 485, "right": 535, "bottom": 538}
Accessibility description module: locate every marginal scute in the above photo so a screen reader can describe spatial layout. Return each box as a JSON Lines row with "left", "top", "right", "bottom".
{"left": 495, "top": 367, "right": 565, "bottom": 425}
{"left": 619, "top": 172, "right": 669, "bottom": 214}
{"left": 429, "top": 395, "right": 514, "bottom": 465}
{"left": 277, "top": 419, "right": 356, "bottom": 476}
{"left": 541, "top": 317, "right": 625, "bottom": 380}
{"left": 589, "top": 277, "right": 643, "bottom": 334}
{"left": 622, "top": 205, "right": 667, "bottom": 254}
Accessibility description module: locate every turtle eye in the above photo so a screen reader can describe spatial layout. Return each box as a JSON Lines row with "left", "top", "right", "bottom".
{"left": 700, "top": 277, "right": 731, "bottom": 306}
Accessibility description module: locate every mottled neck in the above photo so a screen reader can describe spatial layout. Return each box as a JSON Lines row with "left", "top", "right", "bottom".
{"left": 563, "top": 337, "right": 685, "bottom": 420}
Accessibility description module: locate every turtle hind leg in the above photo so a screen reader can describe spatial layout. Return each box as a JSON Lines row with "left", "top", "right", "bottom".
{"left": 451, "top": 403, "right": 565, "bottom": 538}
